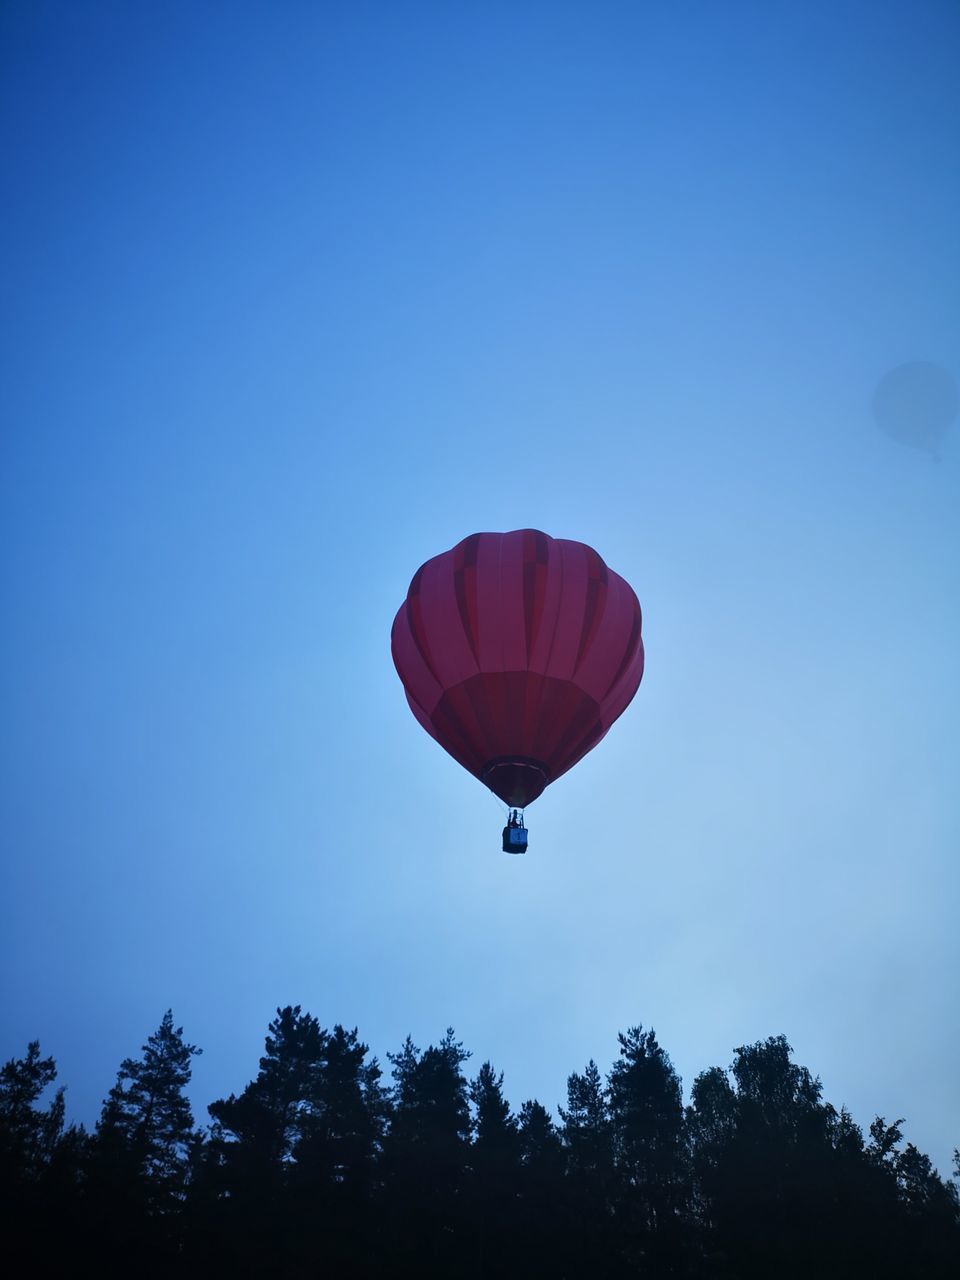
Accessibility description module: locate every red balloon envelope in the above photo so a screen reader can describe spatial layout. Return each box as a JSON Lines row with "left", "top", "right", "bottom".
{"left": 391, "top": 529, "right": 644, "bottom": 807}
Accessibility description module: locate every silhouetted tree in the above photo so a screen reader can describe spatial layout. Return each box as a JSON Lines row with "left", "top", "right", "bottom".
{"left": 88, "top": 1011, "right": 200, "bottom": 1271}
{"left": 560, "top": 1059, "right": 615, "bottom": 1275}
{"left": 4, "top": 1010, "right": 957, "bottom": 1277}
{"left": 0, "top": 1041, "right": 65, "bottom": 1180}
{"left": 562, "top": 1058, "right": 611, "bottom": 1176}
{"left": 607, "top": 1025, "right": 688, "bottom": 1273}
{"left": 292, "top": 1022, "right": 387, "bottom": 1188}
{"left": 469, "top": 1061, "right": 519, "bottom": 1274}
{"left": 290, "top": 1023, "right": 389, "bottom": 1274}
{"left": 203, "top": 1005, "right": 328, "bottom": 1273}
{"left": 687, "top": 1064, "right": 738, "bottom": 1193}
{"left": 894, "top": 1141, "right": 960, "bottom": 1275}
{"left": 96, "top": 1011, "right": 200, "bottom": 1205}
{"left": 515, "top": 1099, "right": 566, "bottom": 1277}
{"left": 382, "top": 1029, "right": 471, "bottom": 1274}
{"left": 208, "top": 1005, "right": 326, "bottom": 1166}
{"left": 867, "top": 1113, "right": 905, "bottom": 1168}
{"left": 0, "top": 1041, "right": 87, "bottom": 1271}
{"left": 518, "top": 1099, "right": 562, "bottom": 1171}
{"left": 687, "top": 1035, "right": 958, "bottom": 1280}
{"left": 690, "top": 1036, "right": 838, "bottom": 1278}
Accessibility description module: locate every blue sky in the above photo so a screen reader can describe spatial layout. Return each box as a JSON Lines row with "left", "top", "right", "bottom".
{"left": 2, "top": 1, "right": 958, "bottom": 1173}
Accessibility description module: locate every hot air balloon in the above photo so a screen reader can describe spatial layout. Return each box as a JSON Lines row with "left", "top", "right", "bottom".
{"left": 391, "top": 529, "right": 644, "bottom": 853}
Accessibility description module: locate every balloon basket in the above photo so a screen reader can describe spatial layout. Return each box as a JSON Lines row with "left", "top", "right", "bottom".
{"left": 501, "top": 810, "right": 528, "bottom": 855}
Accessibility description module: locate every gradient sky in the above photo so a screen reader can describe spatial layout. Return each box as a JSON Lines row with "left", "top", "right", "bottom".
{"left": 2, "top": 1, "right": 958, "bottom": 1175}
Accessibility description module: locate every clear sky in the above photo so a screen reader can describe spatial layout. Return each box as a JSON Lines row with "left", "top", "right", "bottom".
{"left": 2, "top": 1, "right": 958, "bottom": 1175}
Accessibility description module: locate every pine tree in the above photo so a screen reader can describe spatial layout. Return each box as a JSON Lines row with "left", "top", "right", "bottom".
{"left": 0, "top": 1041, "right": 65, "bottom": 1180}
{"left": 561, "top": 1059, "right": 610, "bottom": 1180}
{"left": 560, "top": 1060, "right": 615, "bottom": 1275}
{"left": 290, "top": 1023, "right": 389, "bottom": 1274}
{"left": 293, "top": 1023, "right": 387, "bottom": 1190}
{"left": 208, "top": 1005, "right": 327, "bottom": 1168}
{"left": 608, "top": 1025, "right": 683, "bottom": 1192}
{"left": 202, "top": 1005, "right": 328, "bottom": 1273}
{"left": 0, "top": 1043, "right": 87, "bottom": 1273}
{"left": 388, "top": 1028, "right": 472, "bottom": 1155}
{"left": 471, "top": 1062, "right": 516, "bottom": 1156}
{"left": 516, "top": 1100, "right": 566, "bottom": 1278}
{"left": 469, "top": 1062, "right": 519, "bottom": 1273}
{"left": 518, "top": 1099, "right": 562, "bottom": 1170}
{"left": 383, "top": 1029, "right": 472, "bottom": 1272}
{"left": 96, "top": 1010, "right": 201, "bottom": 1211}
{"left": 607, "top": 1025, "right": 687, "bottom": 1268}
{"left": 203, "top": 1008, "right": 391, "bottom": 1274}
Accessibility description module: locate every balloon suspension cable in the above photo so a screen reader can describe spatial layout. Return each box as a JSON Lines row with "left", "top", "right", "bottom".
{"left": 484, "top": 786, "right": 509, "bottom": 820}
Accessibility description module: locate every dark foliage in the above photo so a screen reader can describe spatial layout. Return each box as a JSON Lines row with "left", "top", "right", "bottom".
{"left": 3, "top": 1014, "right": 957, "bottom": 1278}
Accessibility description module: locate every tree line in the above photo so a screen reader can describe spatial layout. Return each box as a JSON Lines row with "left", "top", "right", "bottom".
{"left": 2, "top": 1007, "right": 957, "bottom": 1277}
